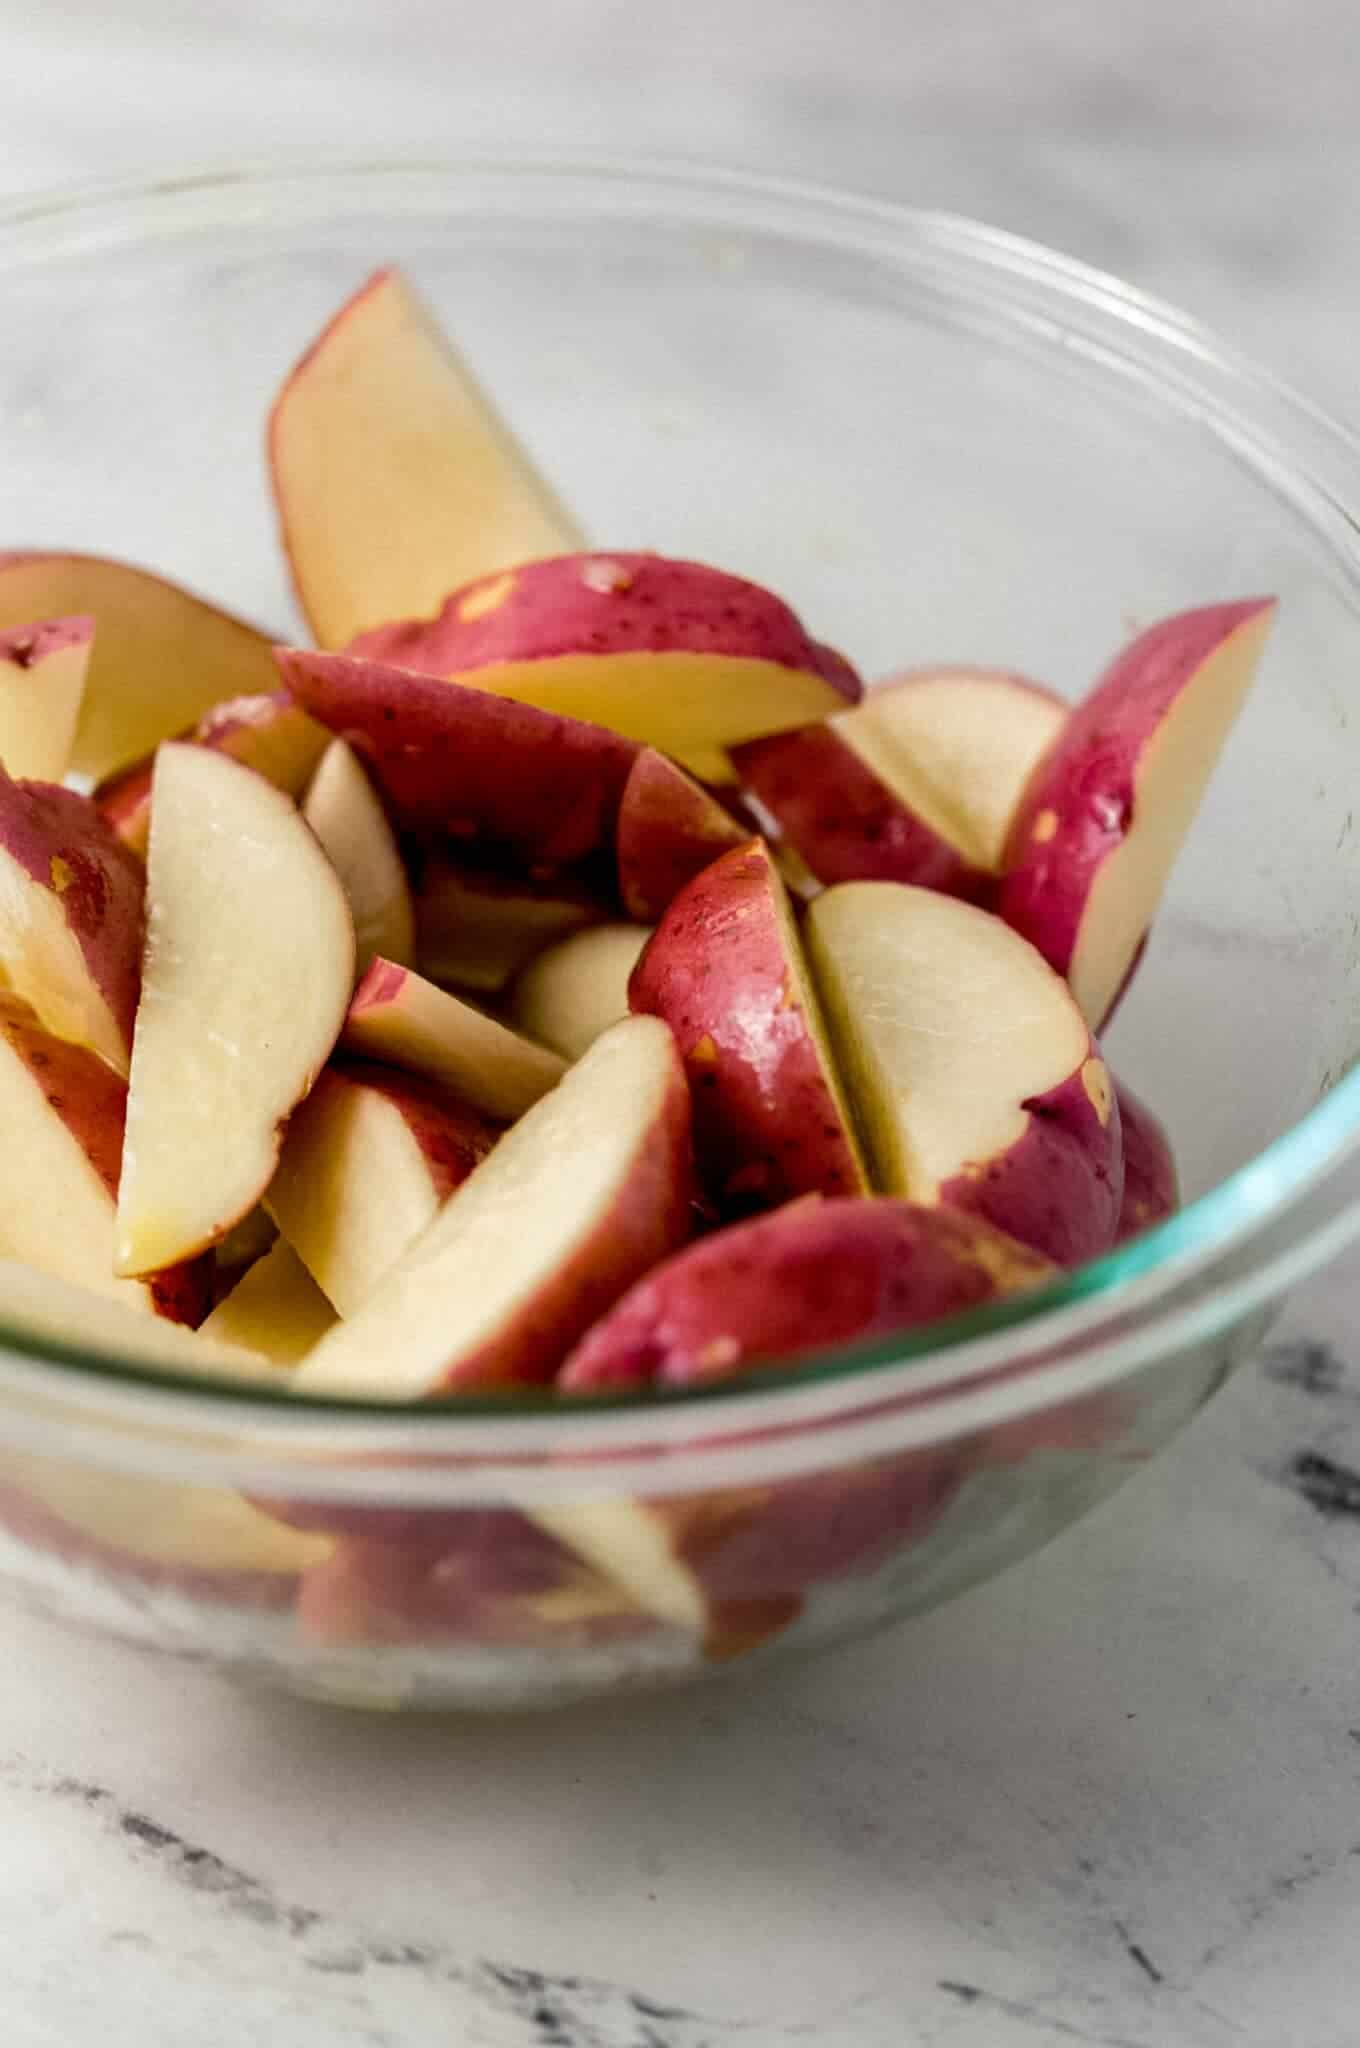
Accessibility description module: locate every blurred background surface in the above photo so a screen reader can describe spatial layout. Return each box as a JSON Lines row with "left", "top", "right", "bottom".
{"left": 5, "top": 0, "right": 1358, "bottom": 414}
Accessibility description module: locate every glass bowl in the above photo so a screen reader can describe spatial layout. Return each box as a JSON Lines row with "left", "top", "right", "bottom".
{"left": 1, "top": 156, "right": 1359, "bottom": 1710}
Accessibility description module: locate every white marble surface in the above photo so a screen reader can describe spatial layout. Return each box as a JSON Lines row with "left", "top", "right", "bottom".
{"left": 3, "top": 4, "right": 1360, "bottom": 2043}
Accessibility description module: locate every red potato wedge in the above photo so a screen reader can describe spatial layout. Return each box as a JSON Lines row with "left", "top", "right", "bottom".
{"left": 615, "top": 747, "right": 746, "bottom": 920}
{"left": 302, "top": 739, "right": 415, "bottom": 975}
{"left": 805, "top": 883, "right": 1123, "bottom": 1264}
{"left": 291, "top": 1016, "right": 693, "bottom": 1398}
{"left": 116, "top": 746, "right": 354, "bottom": 1277}
{"left": 342, "top": 958, "right": 565, "bottom": 1121}
{"left": 269, "top": 266, "right": 584, "bottom": 650}
{"left": 0, "top": 994, "right": 208, "bottom": 1323}
{"left": 629, "top": 838, "right": 869, "bottom": 1212}
{"left": 1000, "top": 599, "right": 1276, "bottom": 1029}
{"left": 1113, "top": 1082, "right": 1180, "bottom": 1245}
{"left": 276, "top": 646, "right": 638, "bottom": 872}
{"left": 562, "top": 1197, "right": 1055, "bottom": 1391}
{"left": 510, "top": 923, "right": 650, "bottom": 1062}
{"left": 0, "top": 616, "right": 93, "bottom": 781}
{"left": 266, "top": 1060, "right": 499, "bottom": 1316}
{"left": 414, "top": 856, "right": 601, "bottom": 994}
{"left": 0, "top": 552, "right": 278, "bottom": 781}
{"left": 95, "top": 691, "right": 328, "bottom": 859}
{"left": 733, "top": 667, "right": 1065, "bottom": 897}
{"left": 198, "top": 1238, "right": 337, "bottom": 1369}
{"left": 0, "top": 770, "right": 145, "bottom": 1076}
{"left": 348, "top": 551, "right": 862, "bottom": 754}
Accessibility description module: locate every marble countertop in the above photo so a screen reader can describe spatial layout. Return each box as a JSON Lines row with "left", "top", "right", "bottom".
{"left": 3, "top": 4, "right": 1359, "bottom": 2043}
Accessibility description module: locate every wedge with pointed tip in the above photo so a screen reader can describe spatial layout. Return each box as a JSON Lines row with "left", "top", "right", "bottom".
{"left": 805, "top": 882, "right": 1123, "bottom": 1264}
{"left": 95, "top": 691, "right": 328, "bottom": 859}
{"left": 350, "top": 551, "right": 861, "bottom": 755}
{"left": 1001, "top": 600, "right": 1276, "bottom": 1028}
{"left": 266, "top": 1060, "right": 498, "bottom": 1315}
{"left": 277, "top": 646, "right": 638, "bottom": 872}
{"left": 733, "top": 667, "right": 1065, "bottom": 896}
{"left": 615, "top": 747, "right": 746, "bottom": 920}
{"left": 291, "top": 1016, "right": 693, "bottom": 1398}
{"left": 302, "top": 738, "right": 415, "bottom": 975}
{"left": 269, "top": 266, "right": 584, "bottom": 649}
{"left": 414, "top": 856, "right": 600, "bottom": 994}
{"left": 116, "top": 745, "right": 354, "bottom": 1276}
{"left": 0, "top": 616, "right": 93, "bottom": 781}
{"left": 198, "top": 1238, "right": 337, "bottom": 1369}
{"left": 0, "top": 552, "right": 278, "bottom": 780}
{"left": 629, "top": 838, "right": 868, "bottom": 1212}
{"left": 343, "top": 958, "right": 564, "bottom": 1122}
{"left": 0, "top": 770, "right": 145, "bottom": 1075}
{"left": 510, "top": 923, "right": 650, "bottom": 1061}
{"left": 0, "top": 993, "right": 208, "bottom": 1322}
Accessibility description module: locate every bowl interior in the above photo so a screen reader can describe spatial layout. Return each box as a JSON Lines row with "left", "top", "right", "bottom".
{"left": 1, "top": 163, "right": 1359, "bottom": 1399}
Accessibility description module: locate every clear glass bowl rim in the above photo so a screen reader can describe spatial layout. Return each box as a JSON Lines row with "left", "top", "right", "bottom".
{"left": 1, "top": 150, "right": 1359, "bottom": 1490}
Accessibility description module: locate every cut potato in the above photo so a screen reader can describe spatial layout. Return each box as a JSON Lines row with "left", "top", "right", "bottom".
{"left": 1001, "top": 600, "right": 1275, "bottom": 1028}
{"left": 0, "top": 770, "right": 145, "bottom": 1076}
{"left": 0, "top": 616, "right": 93, "bottom": 782}
{"left": 199, "top": 1238, "right": 337, "bottom": 1369}
{"left": 414, "top": 857, "right": 598, "bottom": 994}
{"left": 291, "top": 1016, "right": 692, "bottom": 1397}
{"left": 303, "top": 738, "right": 415, "bottom": 975}
{"left": 806, "top": 882, "right": 1122, "bottom": 1264}
{"left": 0, "top": 552, "right": 277, "bottom": 781}
{"left": 615, "top": 747, "right": 746, "bottom": 920}
{"left": 269, "top": 266, "right": 584, "bottom": 649}
{"left": 349, "top": 552, "right": 862, "bottom": 755}
{"left": 116, "top": 745, "right": 354, "bottom": 1275}
{"left": 0, "top": 1258, "right": 262, "bottom": 1380}
{"left": 630, "top": 838, "right": 869, "bottom": 1211}
{"left": 342, "top": 958, "right": 565, "bottom": 1122}
{"left": 510, "top": 923, "right": 650, "bottom": 1062}
{"left": 277, "top": 646, "right": 638, "bottom": 872}
{"left": 96, "top": 691, "right": 328, "bottom": 859}
{"left": 0, "top": 993, "right": 207, "bottom": 1322}
{"left": 267, "top": 1061, "right": 497, "bottom": 1315}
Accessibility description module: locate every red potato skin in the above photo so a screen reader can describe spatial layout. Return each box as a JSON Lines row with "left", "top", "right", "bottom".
{"left": 0, "top": 994, "right": 211, "bottom": 1324}
{"left": 1113, "top": 1081, "right": 1179, "bottom": 1244}
{"left": 293, "top": 1508, "right": 653, "bottom": 1650}
{"left": 615, "top": 748, "right": 747, "bottom": 920}
{"left": 628, "top": 840, "right": 865, "bottom": 1213}
{"left": 561, "top": 1197, "right": 1056, "bottom": 1391}
{"left": 413, "top": 855, "right": 604, "bottom": 991}
{"left": 0, "top": 771, "right": 146, "bottom": 1057}
{"left": 0, "top": 615, "right": 94, "bottom": 666}
{"left": 999, "top": 600, "right": 1274, "bottom": 1019}
{"left": 428, "top": 1033, "right": 695, "bottom": 1392}
{"left": 305, "top": 1057, "right": 502, "bottom": 1191}
{"left": 94, "top": 691, "right": 325, "bottom": 852}
{"left": 937, "top": 1061, "right": 1125, "bottom": 1268}
{"left": 731, "top": 722, "right": 991, "bottom": 899}
{"left": 275, "top": 647, "right": 638, "bottom": 872}
{"left": 347, "top": 551, "right": 862, "bottom": 704}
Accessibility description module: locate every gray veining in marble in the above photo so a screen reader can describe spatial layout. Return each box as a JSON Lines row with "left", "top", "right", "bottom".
{"left": 1, "top": 4, "right": 1359, "bottom": 2043}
